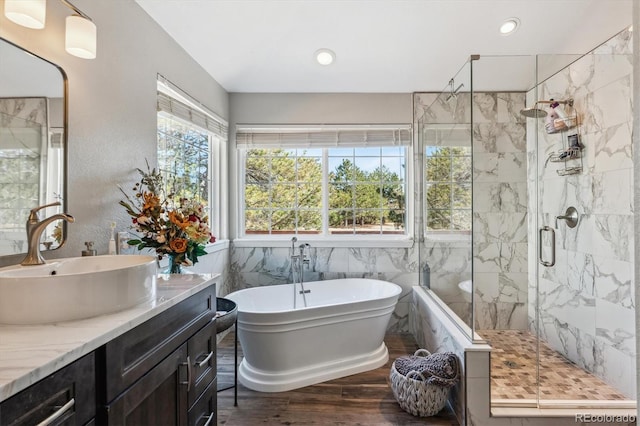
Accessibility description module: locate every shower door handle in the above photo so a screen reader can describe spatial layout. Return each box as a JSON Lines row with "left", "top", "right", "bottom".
{"left": 538, "top": 226, "right": 555, "bottom": 267}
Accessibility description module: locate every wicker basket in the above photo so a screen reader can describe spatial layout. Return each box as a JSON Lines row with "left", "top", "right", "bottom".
{"left": 389, "top": 349, "right": 455, "bottom": 417}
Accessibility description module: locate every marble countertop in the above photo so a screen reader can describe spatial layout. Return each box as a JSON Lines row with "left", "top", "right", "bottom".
{"left": 0, "top": 273, "right": 220, "bottom": 402}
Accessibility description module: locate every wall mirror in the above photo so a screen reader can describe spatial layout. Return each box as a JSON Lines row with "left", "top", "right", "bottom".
{"left": 0, "top": 37, "right": 67, "bottom": 256}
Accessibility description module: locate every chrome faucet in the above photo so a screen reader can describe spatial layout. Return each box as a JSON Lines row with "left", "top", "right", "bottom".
{"left": 291, "top": 237, "right": 311, "bottom": 308}
{"left": 21, "top": 202, "right": 75, "bottom": 266}
{"left": 555, "top": 206, "right": 579, "bottom": 229}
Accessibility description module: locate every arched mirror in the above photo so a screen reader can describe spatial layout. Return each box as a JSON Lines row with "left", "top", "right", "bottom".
{"left": 0, "top": 38, "right": 67, "bottom": 256}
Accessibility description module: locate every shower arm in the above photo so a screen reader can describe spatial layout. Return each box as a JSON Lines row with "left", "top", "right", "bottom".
{"left": 534, "top": 99, "right": 574, "bottom": 107}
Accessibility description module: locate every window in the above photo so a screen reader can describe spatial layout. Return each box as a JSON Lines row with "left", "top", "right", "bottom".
{"left": 156, "top": 77, "right": 228, "bottom": 239}
{"left": 237, "top": 126, "right": 411, "bottom": 238}
{"left": 424, "top": 126, "right": 471, "bottom": 233}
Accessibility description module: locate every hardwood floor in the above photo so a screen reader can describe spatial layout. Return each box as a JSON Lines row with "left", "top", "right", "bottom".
{"left": 217, "top": 331, "right": 459, "bottom": 425}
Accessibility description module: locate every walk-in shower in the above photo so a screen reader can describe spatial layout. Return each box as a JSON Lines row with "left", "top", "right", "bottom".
{"left": 416, "top": 26, "right": 635, "bottom": 409}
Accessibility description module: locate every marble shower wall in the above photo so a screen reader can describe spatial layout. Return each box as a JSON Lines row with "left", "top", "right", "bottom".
{"left": 527, "top": 28, "right": 635, "bottom": 398}
{"left": 414, "top": 91, "right": 528, "bottom": 330}
{"left": 0, "top": 98, "right": 47, "bottom": 255}
{"left": 229, "top": 245, "right": 419, "bottom": 332}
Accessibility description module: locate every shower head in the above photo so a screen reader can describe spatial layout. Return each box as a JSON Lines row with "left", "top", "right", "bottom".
{"left": 520, "top": 107, "right": 547, "bottom": 118}
{"left": 520, "top": 98, "right": 573, "bottom": 118}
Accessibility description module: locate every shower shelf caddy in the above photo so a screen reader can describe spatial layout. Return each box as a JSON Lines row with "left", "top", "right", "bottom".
{"left": 546, "top": 111, "right": 583, "bottom": 176}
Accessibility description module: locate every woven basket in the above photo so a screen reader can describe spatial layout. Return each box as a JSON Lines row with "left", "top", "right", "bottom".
{"left": 390, "top": 349, "right": 454, "bottom": 417}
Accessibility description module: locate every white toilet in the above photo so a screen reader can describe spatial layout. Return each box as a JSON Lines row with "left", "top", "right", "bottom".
{"left": 458, "top": 280, "right": 472, "bottom": 303}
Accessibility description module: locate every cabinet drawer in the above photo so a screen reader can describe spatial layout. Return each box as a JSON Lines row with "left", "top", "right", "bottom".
{"left": 188, "top": 318, "right": 216, "bottom": 408}
{"left": 101, "top": 284, "right": 216, "bottom": 402}
{"left": 188, "top": 379, "right": 216, "bottom": 426}
{"left": 0, "top": 353, "right": 95, "bottom": 426}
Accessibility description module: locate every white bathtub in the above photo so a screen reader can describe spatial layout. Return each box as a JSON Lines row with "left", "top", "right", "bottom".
{"left": 226, "top": 278, "right": 402, "bottom": 392}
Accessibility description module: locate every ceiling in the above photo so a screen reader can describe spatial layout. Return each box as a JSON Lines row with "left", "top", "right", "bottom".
{"left": 136, "top": 0, "right": 633, "bottom": 93}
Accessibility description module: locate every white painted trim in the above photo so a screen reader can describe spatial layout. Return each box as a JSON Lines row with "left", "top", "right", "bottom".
{"left": 205, "top": 239, "right": 230, "bottom": 253}
{"left": 232, "top": 237, "right": 413, "bottom": 248}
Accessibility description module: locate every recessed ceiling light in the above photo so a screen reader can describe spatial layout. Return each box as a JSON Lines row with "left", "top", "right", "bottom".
{"left": 500, "top": 18, "right": 520, "bottom": 35}
{"left": 315, "top": 48, "right": 335, "bottom": 66}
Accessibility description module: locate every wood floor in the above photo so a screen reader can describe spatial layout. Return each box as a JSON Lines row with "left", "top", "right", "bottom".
{"left": 216, "top": 331, "right": 459, "bottom": 425}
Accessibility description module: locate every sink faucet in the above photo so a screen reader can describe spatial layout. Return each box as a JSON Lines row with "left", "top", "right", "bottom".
{"left": 21, "top": 202, "right": 75, "bottom": 266}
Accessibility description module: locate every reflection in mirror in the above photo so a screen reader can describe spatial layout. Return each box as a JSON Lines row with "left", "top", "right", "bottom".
{"left": 0, "top": 38, "right": 66, "bottom": 256}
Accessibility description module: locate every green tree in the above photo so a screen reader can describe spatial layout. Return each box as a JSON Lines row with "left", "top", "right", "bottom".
{"left": 244, "top": 149, "right": 322, "bottom": 233}
{"left": 425, "top": 146, "right": 471, "bottom": 231}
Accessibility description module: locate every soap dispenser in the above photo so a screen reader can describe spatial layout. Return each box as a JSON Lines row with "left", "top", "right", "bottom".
{"left": 82, "top": 241, "right": 97, "bottom": 256}
{"left": 108, "top": 222, "right": 117, "bottom": 255}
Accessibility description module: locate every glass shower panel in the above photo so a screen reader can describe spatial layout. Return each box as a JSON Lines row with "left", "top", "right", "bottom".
{"left": 416, "top": 59, "right": 473, "bottom": 336}
{"left": 535, "top": 32, "right": 636, "bottom": 404}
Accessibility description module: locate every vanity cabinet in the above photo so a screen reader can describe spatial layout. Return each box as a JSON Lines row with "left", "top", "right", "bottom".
{"left": 97, "top": 284, "right": 217, "bottom": 425}
{"left": 0, "top": 353, "right": 95, "bottom": 426}
{"left": 0, "top": 281, "right": 217, "bottom": 426}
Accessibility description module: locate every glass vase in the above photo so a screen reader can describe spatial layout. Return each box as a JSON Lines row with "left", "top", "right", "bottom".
{"left": 166, "top": 253, "right": 182, "bottom": 274}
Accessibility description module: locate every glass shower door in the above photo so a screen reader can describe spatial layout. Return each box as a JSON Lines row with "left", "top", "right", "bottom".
{"left": 534, "top": 40, "right": 636, "bottom": 405}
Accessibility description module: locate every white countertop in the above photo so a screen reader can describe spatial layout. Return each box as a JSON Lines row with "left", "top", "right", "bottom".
{"left": 0, "top": 273, "right": 220, "bottom": 402}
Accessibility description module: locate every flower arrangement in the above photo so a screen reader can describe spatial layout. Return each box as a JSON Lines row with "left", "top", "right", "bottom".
{"left": 119, "top": 164, "right": 215, "bottom": 270}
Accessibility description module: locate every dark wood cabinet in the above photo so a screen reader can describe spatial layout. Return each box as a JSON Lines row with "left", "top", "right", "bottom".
{"left": 188, "top": 379, "right": 217, "bottom": 426}
{"left": 99, "top": 284, "right": 216, "bottom": 403}
{"left": 0, "top": 283, "right": 217, "bottom": 426}
{"left": 97, "top": 284, "right": 217, "bottom": 425}
{"left": 0, "top": 353, "right": 95, "bottom": 426}
{"left": 103, "top": 343, "right": 189, "bottom": 425}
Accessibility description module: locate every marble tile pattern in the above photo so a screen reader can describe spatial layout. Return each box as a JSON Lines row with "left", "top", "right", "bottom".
{"left": 410, "top": 288, "right": 469, "bottom": 426}
{"left": 415, "top": 91, "right": 529, "bottom": 331}
{"left": 229, "top": 245, "right": 418, "bottom": 332}
{"left": 0, "top": 98, "right": 47, "bottom": 255}
{"left": 0, "top": 274, "right": 220, "bottom": 402}
{"left": 527, "top": 28, "right": 635, "bottom": 398}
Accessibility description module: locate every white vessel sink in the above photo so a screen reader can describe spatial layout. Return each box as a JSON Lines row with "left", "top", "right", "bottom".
{"left": 0, "top": 255, "right": 157, "bottom": 324}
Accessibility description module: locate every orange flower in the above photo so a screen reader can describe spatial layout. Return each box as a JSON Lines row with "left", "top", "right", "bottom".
{"left": 143, "top": 192, "right": 160, "bottom": 210}
{"left": 169, "top": 238, "right": 188, "bottom": 253}
{"left": 168, "top": 210, "right": 190, "bottom": 230}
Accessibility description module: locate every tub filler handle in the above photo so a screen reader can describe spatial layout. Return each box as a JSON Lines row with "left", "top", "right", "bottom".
{"left": 538, "top": 226, "right": 556, "bottom": 267}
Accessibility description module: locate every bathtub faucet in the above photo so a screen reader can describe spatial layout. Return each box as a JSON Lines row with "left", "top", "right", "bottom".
{"left": 299, "top": 243, "right": 310, "bottom": 265}
{"left": 291, "top": 238, "right": 311, "bottom": 308}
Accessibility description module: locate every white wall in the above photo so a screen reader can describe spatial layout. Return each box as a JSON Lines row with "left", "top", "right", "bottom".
{"left": 0, "top": 0, "right": 229, "bottom": 272}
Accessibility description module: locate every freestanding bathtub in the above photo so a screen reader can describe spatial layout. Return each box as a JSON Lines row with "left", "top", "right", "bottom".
{"left": 226, "top": 278, "right": 402, "bottom": 392}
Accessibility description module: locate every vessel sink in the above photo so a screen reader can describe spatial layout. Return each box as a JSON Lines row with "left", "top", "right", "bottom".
{"left": 0, "top": 255, "right": 157, "bottom": 324}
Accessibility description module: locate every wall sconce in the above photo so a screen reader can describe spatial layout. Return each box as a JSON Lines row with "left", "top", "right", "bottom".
{"left": 4, "top": 0, "right": 46, "bottom": 29}
{"left": 3, "top": 0, "right": 97, "bottom": 59}
{"left": 61, "top": 0, "right": 96, "bottom": 59}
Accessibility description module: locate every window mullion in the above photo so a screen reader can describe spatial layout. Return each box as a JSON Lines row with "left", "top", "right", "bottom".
{"left": 322, "top": 148, "right": 329, "bottom": 236}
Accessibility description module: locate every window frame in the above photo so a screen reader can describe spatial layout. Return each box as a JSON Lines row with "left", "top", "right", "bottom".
{"left": 423, "top": 125, "right": 472, "bottom": 238}
{"left": 237, "top": 144, "right": 413, "bottom": 244}
{"left": 156, "top": 76, "right": 228, "bottom": 245}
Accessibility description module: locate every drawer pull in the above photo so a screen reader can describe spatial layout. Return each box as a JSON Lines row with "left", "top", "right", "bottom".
{"left": 196, "top": 351, "right": 214, "bottom": 368}
{"left": 202, "top": 412, "right": 215, "bottom": 426}
{"left": 181, "top": 355, "right": 192, "bottom": 392}
{"left": 37, "top": 398, "right": 75, "bottom": 426}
